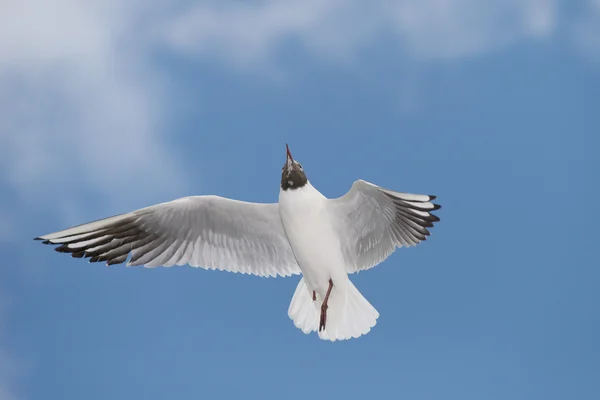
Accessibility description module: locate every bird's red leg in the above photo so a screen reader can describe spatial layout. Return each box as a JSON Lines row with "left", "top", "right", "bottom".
{"left": 312, "top": 291, "right": 316, "bottom": 301}
{"left": 319, "top": 279, "right": 333, "bottom": 332}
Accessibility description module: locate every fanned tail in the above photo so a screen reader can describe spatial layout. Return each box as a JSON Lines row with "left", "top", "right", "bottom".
{"left": 288, "top": 277, "right": 379, "bottom": 341}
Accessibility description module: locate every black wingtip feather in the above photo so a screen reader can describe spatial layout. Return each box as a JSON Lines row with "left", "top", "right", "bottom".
{"left": 55, "top": 244, "right": 72, "bottom": 253}
{"left": 432, "top": 204, "right": 441, "bottom": 210}
{"left": 429, "top": 195, "right": 437, "bottom": 201}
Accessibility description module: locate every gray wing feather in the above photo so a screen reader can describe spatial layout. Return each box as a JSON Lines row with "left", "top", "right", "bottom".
{"left": 327, "top": 180, "right": 441, "bottom": 273}
{"left": 36, "top": 196, "right": 301, "bottom": 277}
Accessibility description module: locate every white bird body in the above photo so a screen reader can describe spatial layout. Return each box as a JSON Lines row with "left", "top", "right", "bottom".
{"left": 35, "top": 145, "right": 440, "bottom": 341}
{"left": 279, "top": 181, "right": 380, "bottom": 340}
{"left": 279, "top": 181, "right": 344, "bottom": 296}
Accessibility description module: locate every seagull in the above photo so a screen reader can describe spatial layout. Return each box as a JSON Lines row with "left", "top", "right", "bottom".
{"left": 35, "top": 144, "right": 440, "bottom": 341}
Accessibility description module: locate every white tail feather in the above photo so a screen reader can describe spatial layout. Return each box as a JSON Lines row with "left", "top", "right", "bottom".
{"left": 288, "top": 278, "right": 379, "bottom": 341}
{"left": 288, "top": 278, "right": 319, "bottom": 334}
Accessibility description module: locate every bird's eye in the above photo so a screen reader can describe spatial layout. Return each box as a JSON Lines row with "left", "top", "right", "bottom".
{"left": 298, "top": 163, "right": 303, "bottom": 170}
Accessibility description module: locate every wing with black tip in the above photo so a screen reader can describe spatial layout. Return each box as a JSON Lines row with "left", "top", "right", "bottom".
{"left": 326, "top": 180, "right": 441, "bottom": 273}
{"left": 35, "top": 196, "right": 301, "bottom": 278}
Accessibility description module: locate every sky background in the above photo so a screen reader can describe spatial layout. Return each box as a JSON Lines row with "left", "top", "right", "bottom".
{"left": 0, "top": 1, "right": 599, "bottom": 399}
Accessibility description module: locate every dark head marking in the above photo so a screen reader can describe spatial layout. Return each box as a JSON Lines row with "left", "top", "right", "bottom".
{"left": 281, "top": 144, "right": 308, "bottom": 191}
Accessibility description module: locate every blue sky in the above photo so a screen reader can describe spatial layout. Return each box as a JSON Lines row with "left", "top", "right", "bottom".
{"left": 0, "top": 1, "right": 599, "bottom": 399}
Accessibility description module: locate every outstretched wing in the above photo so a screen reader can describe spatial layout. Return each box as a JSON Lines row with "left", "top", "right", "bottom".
{"left": 326, "top": 180, "right": 440, "bottom": 273}
{"left": 36, "top": 196, "right": 301, "bottom": 278}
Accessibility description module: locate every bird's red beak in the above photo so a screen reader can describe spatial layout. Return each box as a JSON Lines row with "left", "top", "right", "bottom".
{"left": 286, "top": 143, "right": 294, "bottom": 163}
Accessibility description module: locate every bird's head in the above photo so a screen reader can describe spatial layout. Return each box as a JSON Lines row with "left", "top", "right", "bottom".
{"left": 281, "top": 144, "right": 308, "bottom": 191}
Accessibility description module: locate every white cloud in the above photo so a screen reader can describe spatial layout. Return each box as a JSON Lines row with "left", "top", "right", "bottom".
{"left": 0, "top": 0, "right": 566, "bottom": 227}
{"left": 164, "top": 0, "right": 557, "bottom": 66}
{"left": 388, "top": 0, "right": 556, "bottom": 59}
{"left": 0, "top": 1, "right": 188, "bottom": 228}
{"left": 0, "top": 4, "right": 186, "bottom": 394}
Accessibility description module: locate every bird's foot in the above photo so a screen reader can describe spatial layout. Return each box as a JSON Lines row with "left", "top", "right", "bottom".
{"left": 318, "top": 279, "right": 334, "bottom": 332}
{"left": 319, "top": 304, "right": 328, "bottom": 331}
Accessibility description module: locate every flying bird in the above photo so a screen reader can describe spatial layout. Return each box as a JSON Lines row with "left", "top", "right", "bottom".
{"left": 35, "top": 145, "right": 441, "bottom": 341}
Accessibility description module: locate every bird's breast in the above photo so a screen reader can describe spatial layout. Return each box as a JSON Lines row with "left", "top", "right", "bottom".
{"left": 278, "top": 185, "right": 347, "bottom": 289}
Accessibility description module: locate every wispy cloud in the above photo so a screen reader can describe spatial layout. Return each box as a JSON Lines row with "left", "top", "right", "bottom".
{"left": 164, "top": 0, "right": 557, "bottom": 67}
{"left": 0, "top": 0, "right": 569, "bottom": 227}
{"left": 0, "top": 1, "right": 188, "bottom": 227}
{"left": 0, "top": 4, "right": 186, "bottom": 394}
